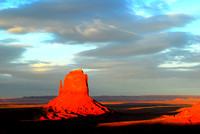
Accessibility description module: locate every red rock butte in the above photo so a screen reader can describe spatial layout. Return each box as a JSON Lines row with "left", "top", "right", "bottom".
{"left": 40, "top": 69, "right": 112, "bottom": 120}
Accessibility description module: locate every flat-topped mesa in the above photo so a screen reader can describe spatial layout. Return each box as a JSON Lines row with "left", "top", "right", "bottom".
{"left": 59, "top": 69, "right": 89, "bottom": 96}
{"left": 40, "top": 69, "right": 112, "bottom": 120}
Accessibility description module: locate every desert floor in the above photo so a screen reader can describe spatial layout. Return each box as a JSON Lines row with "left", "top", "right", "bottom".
{"left": 0, "top": 102, "right": 200, "bottom": 134}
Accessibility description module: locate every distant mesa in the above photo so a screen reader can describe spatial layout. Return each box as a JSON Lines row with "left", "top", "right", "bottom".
{"left": 40, "top": 69, "right": 112, "bottom": 120}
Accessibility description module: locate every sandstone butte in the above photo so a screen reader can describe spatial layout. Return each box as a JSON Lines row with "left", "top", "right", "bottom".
{"left": 163, "top": 101, "right": 200, "bottom": 125}
{"left": 40, "top": 69, "right": 112, "bottom": 120}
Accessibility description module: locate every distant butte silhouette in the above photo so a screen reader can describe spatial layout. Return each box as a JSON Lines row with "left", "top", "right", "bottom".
{"left": 40, "top": 69, "right": 112, "bottom": 120}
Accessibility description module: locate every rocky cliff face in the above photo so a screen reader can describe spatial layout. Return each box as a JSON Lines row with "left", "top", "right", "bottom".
{"left": 40, "top": 69, "right": 112, "bottom": 120}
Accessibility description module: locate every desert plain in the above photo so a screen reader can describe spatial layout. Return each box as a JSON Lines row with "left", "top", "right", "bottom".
{"left": 1, "top": 95, "right": 200, "bottom": 134}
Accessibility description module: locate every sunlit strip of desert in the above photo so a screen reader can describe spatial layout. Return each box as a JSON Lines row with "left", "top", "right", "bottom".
{"left": 1, "top": 97, "right": 199, "bottom": 108}
{"left": 97, "top": 118, "right": 168, "bottom": 127}
{"left": 0, "top": 105, "right": 44, "bottom": 109}
{"left": 101, "top": 98, "right": 200, "bottom": 105}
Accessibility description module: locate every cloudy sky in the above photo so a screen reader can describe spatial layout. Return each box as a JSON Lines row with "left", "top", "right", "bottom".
{"left": 0, "top": 0, "right": 200, "bottom": 97}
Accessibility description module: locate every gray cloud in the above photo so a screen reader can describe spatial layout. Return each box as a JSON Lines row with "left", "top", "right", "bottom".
{"left": 132, "top": 14, "right": 195, "bottom": 33}
{"left": 78, "top": 32, "right": 199, "bottom": 58}
{"left": 49, "top": 13, "right": 195, "bottom": 43}
{"left": 0, "top": 0, "right": 195, "bottom": 44}
{"left": 0, "top": 44, "right": 26, "bottom": 64}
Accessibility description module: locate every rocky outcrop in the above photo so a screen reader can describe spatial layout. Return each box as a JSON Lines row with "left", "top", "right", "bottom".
{"left": 164, "top": 102, "right": 200, "bottom": 124}
{"left": 40, "top": 69, "right": 112, "bottom": 120}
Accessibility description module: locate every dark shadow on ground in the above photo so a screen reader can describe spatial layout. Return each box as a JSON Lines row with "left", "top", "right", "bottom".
{"left": 0, "top": 103, "right": 194, "bottom": 134}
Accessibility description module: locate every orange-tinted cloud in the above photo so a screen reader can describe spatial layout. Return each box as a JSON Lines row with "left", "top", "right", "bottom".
{"left": 30, "top": 62, "right": 66, "bottom": 72}
{"left": 6, "top": 27, "right": 26, "bottom": 34}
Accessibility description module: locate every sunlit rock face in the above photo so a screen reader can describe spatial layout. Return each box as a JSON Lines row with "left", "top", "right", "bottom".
{"left": 165, "top": 102, "right": 200, "bottom": 124}
{"left": 40, "top": 69, "right": 111, "bottom": 120}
